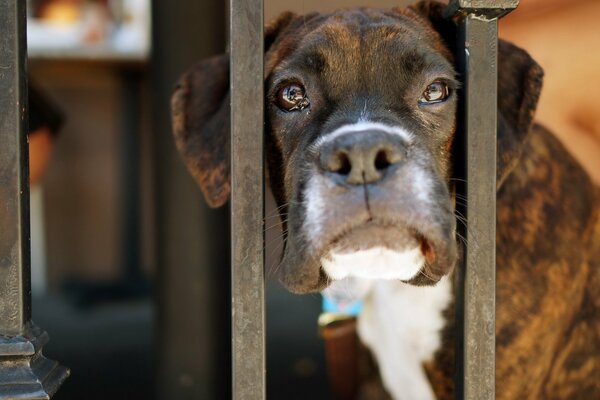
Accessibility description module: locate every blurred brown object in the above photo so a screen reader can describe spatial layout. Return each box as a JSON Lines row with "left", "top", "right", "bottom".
{"left": 29, "top": 127, "right": 55, "bottom": 185}
{"left": 28, "top": 84, "right": 64, "bottom": 185}
{"left": 38, "top": 0, "right": 82, "bottom": 24}
{"left": 501, "top": 0, "right": 600, "bottom": 183}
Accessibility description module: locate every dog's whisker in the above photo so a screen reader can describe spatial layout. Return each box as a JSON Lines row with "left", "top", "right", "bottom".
{"left": 264, "top": 229, "right": 288, "bottom": 250}
{"left": 263, "top": 214, "right": 288, "bottom": 224}
{"left": 264, "top": 208, "right": 289, "bottom": 220}
{"left": 455, "top": 231, "right": 469, "bottom": 248}
{"left": 263, "top": 212, "right": 290, "bottom": 221}
{"left": 454, "top": 222, "right": 480, "bottom": 251}
{"left": 449, "top": 178, "right": 467, "bottom": 183}
{"left": 263, "top": 218, "right": 289, "bottom": 233}
{"left": 267, "top": 238, "right": 288, "bottom": 278}
{"left": 453, "top": 209, "right": 483, "bottom": 243}
{"left": 418, "top": 268, "right": 437, "bottom": 282}
{"left": 265, "top": 239, "right": 287, "bottom": 277}
{"left": 454, "top": 193, "right": 469, "bottom": 202}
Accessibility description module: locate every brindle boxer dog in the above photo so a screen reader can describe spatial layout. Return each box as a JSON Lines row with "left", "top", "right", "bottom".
{"left": 171, "top": 1, "right": 600, "bottom": 399}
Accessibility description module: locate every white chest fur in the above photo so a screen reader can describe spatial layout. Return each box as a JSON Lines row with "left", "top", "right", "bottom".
{"left": 357, "top": 277, "right": 452, "bottom": 400}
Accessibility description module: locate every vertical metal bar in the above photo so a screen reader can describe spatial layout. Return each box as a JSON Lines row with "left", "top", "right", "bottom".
{"left": 153, "top": 0, "right": 229, "bottom": 398}
{"left": 445, "top": 2, "right": 518, "bottom": 399}
{"left": 0, "top": 0, "right": 68, "bottom": 397}
{"left": 120, "top": 69, "right": 142, "bottom": 282}
{"left": 0, "top": 0, "right": 31, "bottom": 338}
{"left": 459, "top": 16, "right": 499, "bottom": 400}
{"left": 230, "top": 0, "right": 265, "bottom": 398}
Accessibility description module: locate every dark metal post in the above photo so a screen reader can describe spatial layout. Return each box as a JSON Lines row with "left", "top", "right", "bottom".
{"left": 152, "top": 0, "right": 229, "bottom": 398}
{"left": 230, "top": 0, "right": 265, "bottom": 398}
{"left": 0, "top": 0, "right": 68, "bottom": 398}
{"left": 445, "top": 1, "right": 518, "bottom": 399}
{"left": 119, "top": 68, "right": 143, "bottom": 283}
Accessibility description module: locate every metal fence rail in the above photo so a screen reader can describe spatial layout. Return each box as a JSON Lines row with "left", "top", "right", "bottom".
{"left": 0, "top": 0, "right": 68, "bottom": 398}
{"left": 446, "top": 1, "right": 518, "bottom": 399}
{"left": 230, "top": 0, "right": 266, "bottom": 399}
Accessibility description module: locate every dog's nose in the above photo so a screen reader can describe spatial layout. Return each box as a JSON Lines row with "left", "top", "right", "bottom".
{"left": 319, "top": 130, "right": 405, "bottom": 184}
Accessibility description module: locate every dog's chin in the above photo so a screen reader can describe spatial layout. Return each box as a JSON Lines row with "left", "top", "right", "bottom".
{"left": 320, "top": 223, "right": 437, "bottom": 282}
{"left": 321, "top": 246, "right": 425, "bottom": 281}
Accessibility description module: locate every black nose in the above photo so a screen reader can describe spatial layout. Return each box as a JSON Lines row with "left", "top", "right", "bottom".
{"left": 319, "top": 130, "right": 406, "bottom": 184}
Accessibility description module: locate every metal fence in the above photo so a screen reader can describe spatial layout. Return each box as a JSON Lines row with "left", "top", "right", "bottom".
{"left": 0, "top": 0, "right": 517, "bottom": 398}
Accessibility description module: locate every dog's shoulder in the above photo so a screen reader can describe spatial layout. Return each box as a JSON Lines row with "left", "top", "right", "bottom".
{"left": 498, "top": 122, "right": 597, "bottom": 246}
{"left": 495, "top": 122, "right": 600, "bottom": 398}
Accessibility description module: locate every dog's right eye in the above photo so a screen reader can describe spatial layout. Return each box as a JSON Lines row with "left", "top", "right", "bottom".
{"left": 419, "top": 81, "right": 450, "bottom": 105}
{"left": 276, "top": 83, "right": 310, "bottom": 112}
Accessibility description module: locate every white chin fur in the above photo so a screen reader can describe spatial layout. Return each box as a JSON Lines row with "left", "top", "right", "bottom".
{"left": 321, "top": 246, "right": 424, "bottom": 281}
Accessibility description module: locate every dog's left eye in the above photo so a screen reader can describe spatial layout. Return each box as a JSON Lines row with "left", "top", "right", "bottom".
{"left": 276, "top": 83, "right": 310, "bottom": 111}
{"left": 419, "top": 81, "right": 450, "bottom": 105}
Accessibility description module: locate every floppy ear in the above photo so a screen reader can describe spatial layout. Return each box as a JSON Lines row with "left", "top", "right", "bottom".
{"left": 495, "top": 40, "right": 544, "bottom": 187}
{"left": 172, "top": 55, "right": 230, "bottom": 208}
{"left": 408, "top": 1, "right": 544, "bottom": 189}
{"left": 171, "top": 12, "right": 299, "bottom": 208}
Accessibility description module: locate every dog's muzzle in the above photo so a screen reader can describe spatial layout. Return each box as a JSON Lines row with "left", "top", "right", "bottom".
{"left": 279, "top": 123, "right": 457, "bottom": 293}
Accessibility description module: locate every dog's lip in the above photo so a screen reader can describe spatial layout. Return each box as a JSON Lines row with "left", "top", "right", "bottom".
{"left": 417, "top": 233, "right": 436, "bottom": 265}
{"left": 321, "top": 218, "right": 436, "bottom": 262}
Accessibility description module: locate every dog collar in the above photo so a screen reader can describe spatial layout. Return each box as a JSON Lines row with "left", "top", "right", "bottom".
{"left": 318, "top": 277, "right": 371, "bottom": 329}
{"left": 322, "top": 295, "right": 363, "bottom": 315}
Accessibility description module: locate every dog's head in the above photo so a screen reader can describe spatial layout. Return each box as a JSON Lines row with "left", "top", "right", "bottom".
{"left": 172, "top": 1, "right": 543, "bottom": 293}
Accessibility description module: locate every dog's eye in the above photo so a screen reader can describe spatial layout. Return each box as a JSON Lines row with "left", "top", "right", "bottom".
{"left": 419, "top": 81, "right": 450, "bottom": 105}
{"left": 276, "top": 83, "right": 310, "bottom": 111}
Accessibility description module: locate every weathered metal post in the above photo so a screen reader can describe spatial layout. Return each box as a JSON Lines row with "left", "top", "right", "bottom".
{"left": 230, "top": 0, "right": 265, "bottom": 398}
{"left": 444, "top": 1, "right": 518, "bottom": 399}
{"left": 0, "top": 0, "right": 69, "bottom": 398}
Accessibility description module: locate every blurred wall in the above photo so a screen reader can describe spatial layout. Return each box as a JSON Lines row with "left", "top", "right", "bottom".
{"left": 30, "top": 60, "right": 156, "bottom": 287}
{"left": 500, "top": 0, "right": 600, "bottom": 183}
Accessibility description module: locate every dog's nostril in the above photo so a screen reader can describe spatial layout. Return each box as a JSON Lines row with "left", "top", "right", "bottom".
{"left": 327, "top": 151, "right": 351, "bottom": 175}
{"left": 337, "top": 153, "right": 351, "bottom": 175}
{"left": 374, "top": 149, "right": 392, "bottom": 171}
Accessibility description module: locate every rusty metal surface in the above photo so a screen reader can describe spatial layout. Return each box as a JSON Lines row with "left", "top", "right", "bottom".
{"left": 230, "top": 0, "right": 265, "bottom": 398}
{"left": 0, "top": 0, "right": 31, "bottom": 338}
{"left": 447, "top": 1, "right": 519, "bottom": 399}
{"left": 446, "top": 0, "right": 519, "bottom": 19}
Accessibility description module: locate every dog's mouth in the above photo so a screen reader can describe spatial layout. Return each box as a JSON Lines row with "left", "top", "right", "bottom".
{"left": 325, "top": 221, "right": 429, "bottom": 257}
{"left": 317, "top": 219, "right": 446, "bottom": 283}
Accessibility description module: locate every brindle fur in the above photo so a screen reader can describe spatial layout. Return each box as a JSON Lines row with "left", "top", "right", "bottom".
{"left": 171, "top": 1, "right": 600, "bottom": 398}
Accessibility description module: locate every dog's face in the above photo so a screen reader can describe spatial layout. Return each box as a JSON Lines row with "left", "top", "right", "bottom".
{"left": 172, "top": 1, "right": 543, "bottom": 293}
{"left": 265, "top": 8, "right": 459, "bottom": 292}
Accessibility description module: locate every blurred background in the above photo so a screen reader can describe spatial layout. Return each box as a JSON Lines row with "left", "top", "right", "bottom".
{"left": 26, "top": 0, "right": 599, "bottom": 399}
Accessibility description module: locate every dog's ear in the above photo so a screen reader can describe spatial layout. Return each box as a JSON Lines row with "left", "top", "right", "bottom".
{"left": 171, "top": 12, "right": 299, "bottom": 208}
{"left": 407, "top": 1, "right": 544, "bottom": 188}
{"left": 495, "top": 41, "right": 544, "bottom": 187}
{"left": 172, "top": 55, "right": 231, "bottom": 207}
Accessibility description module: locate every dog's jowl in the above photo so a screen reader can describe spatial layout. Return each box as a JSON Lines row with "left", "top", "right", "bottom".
{"left": 171, "top": 1, "right": 600, "bottom": 399}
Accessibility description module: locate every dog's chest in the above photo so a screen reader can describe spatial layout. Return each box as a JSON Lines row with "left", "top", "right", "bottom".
{"left": 357, "top": 277, "right": 452, "bottom": 400}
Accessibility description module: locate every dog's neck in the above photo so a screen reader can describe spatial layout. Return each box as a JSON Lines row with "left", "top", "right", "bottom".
{"left": 356, "top": 276, "right": 453, "bottom": 400}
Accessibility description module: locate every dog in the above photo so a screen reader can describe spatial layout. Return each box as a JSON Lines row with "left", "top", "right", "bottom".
{"left": 171, "top": 1, "right": 600, "bottom": 399}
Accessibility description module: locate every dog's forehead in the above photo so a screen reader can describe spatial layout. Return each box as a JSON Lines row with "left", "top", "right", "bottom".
{"left": 269, "top": 8, "right": 451, "bottom": 77}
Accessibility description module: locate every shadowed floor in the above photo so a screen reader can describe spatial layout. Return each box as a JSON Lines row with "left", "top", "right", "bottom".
{"left": 32, "top": 281, "right": 331, "bottom": 400}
